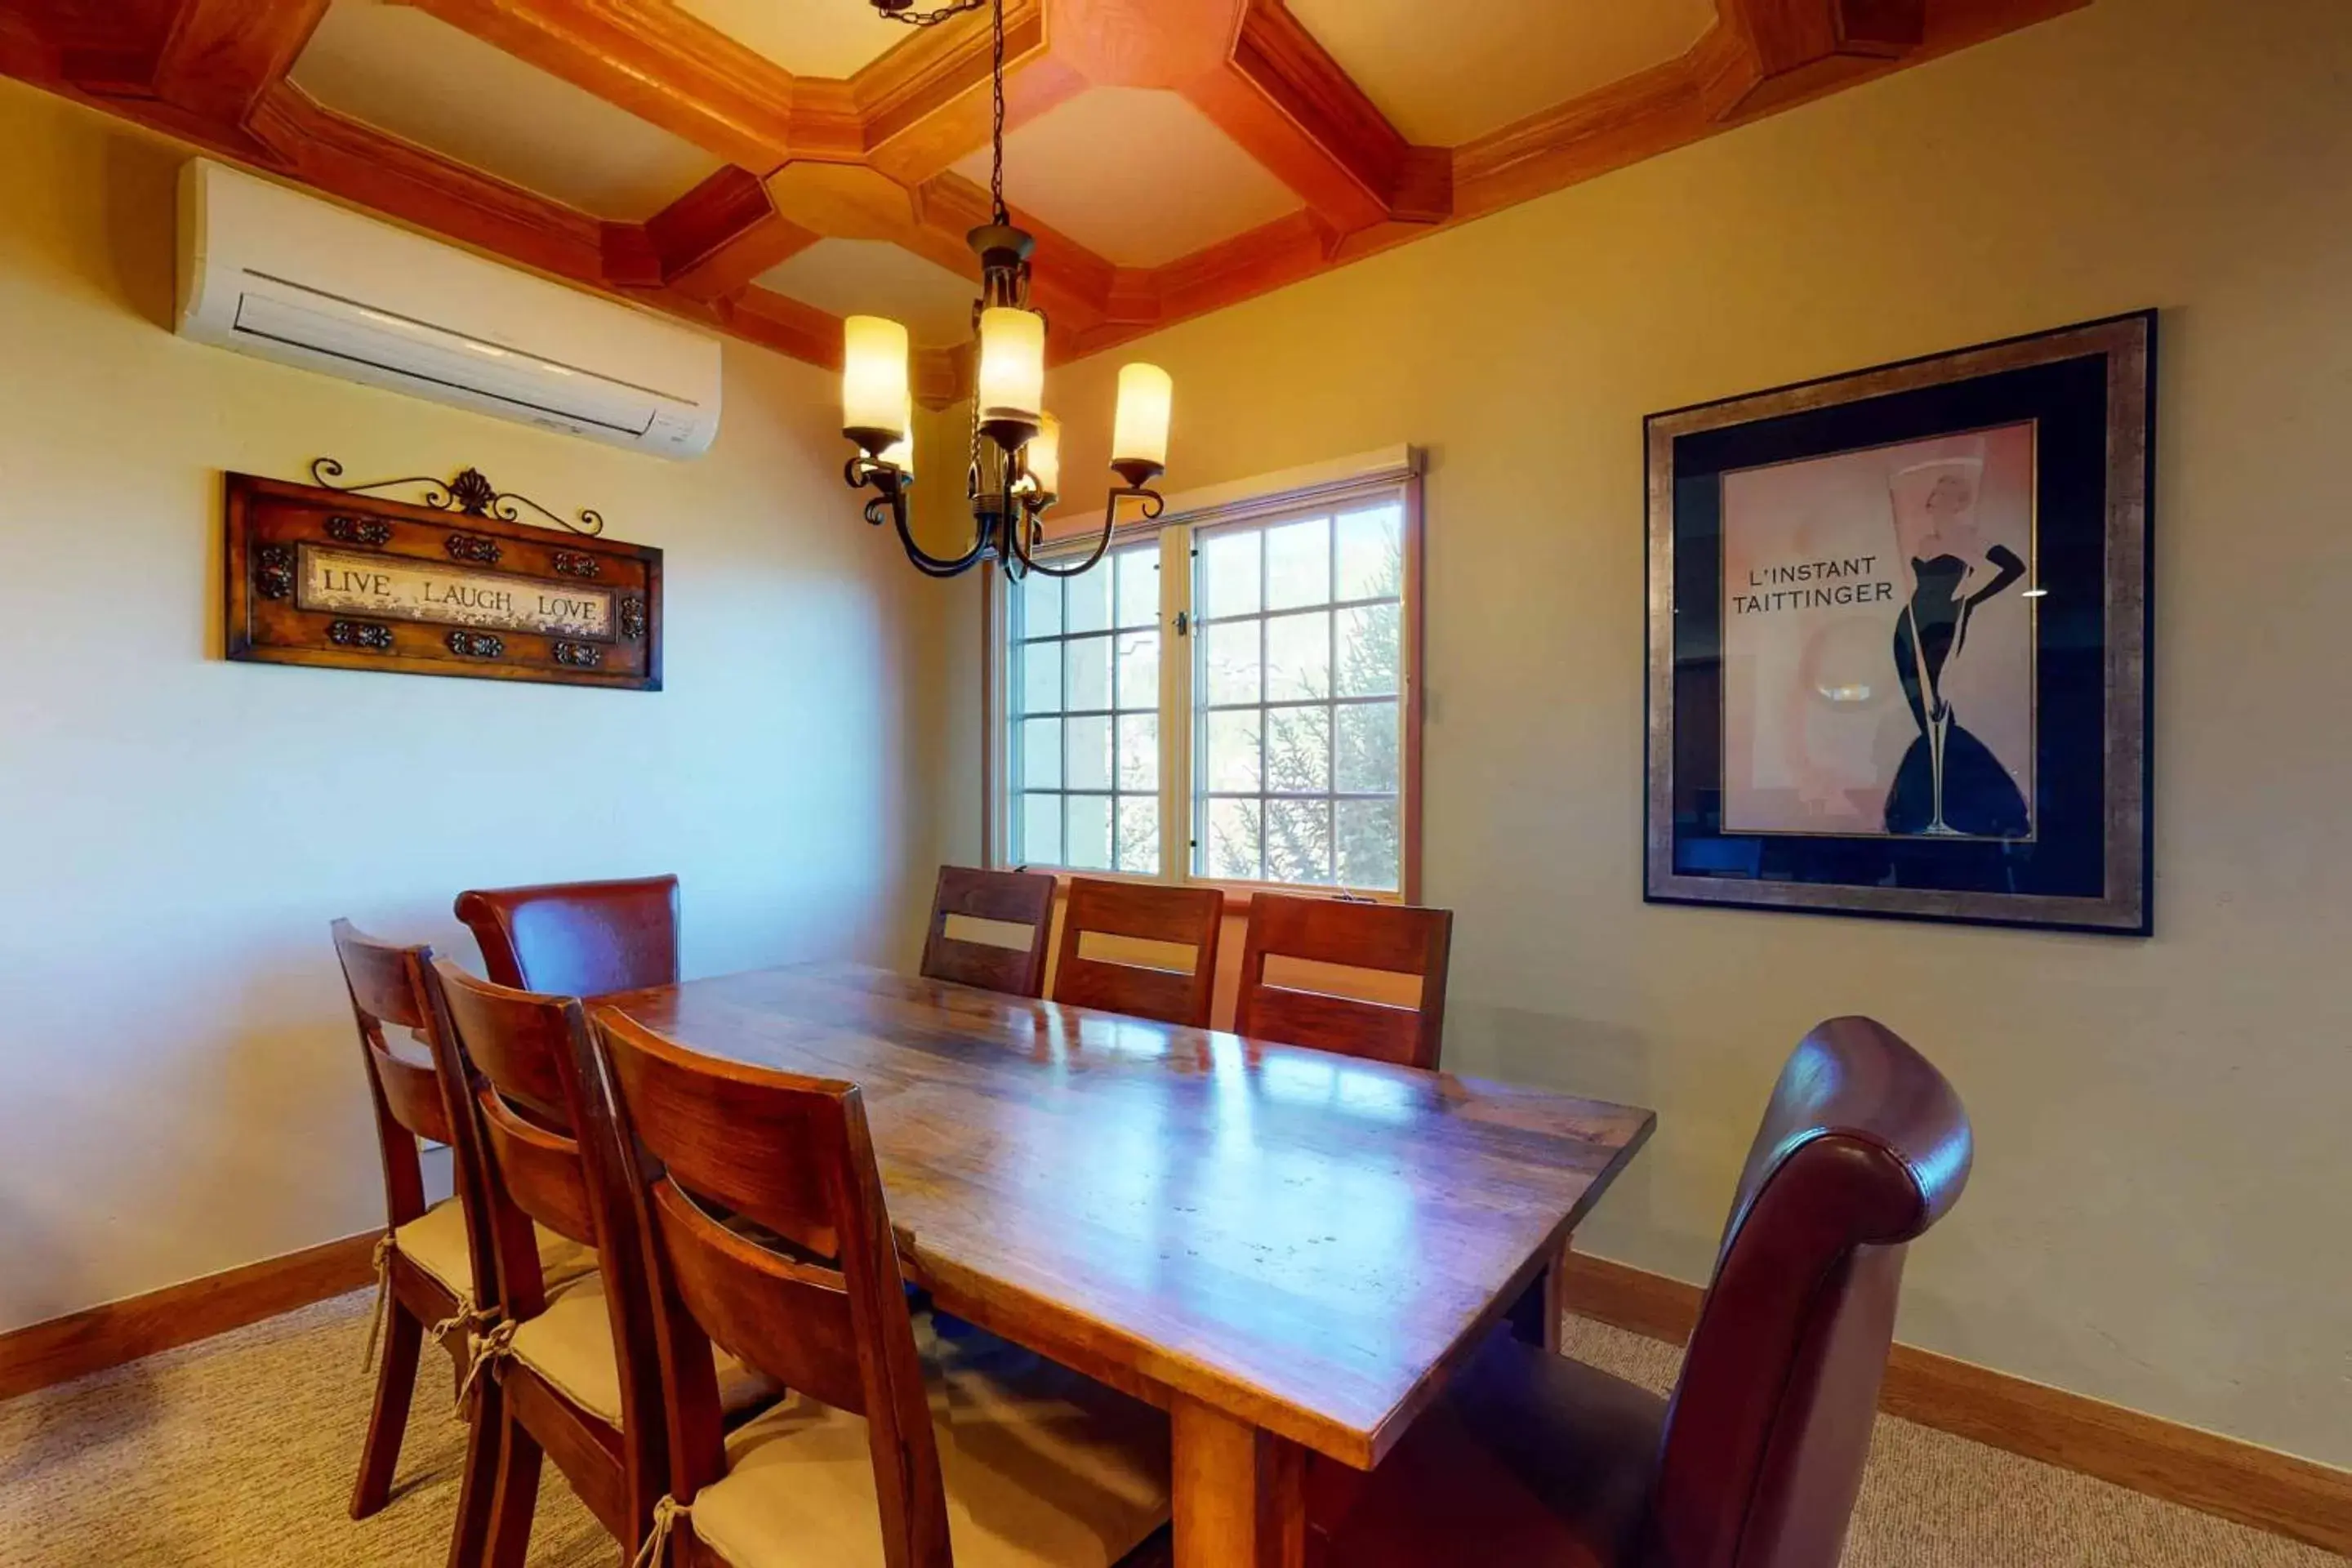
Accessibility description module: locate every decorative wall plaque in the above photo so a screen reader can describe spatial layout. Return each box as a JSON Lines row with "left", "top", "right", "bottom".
{"left": 225, "top": 470, "right": 662, "bottom": 690}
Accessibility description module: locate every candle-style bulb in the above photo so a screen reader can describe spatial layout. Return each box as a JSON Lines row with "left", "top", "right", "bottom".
{"left": 842, "top": 315, "right": 911, "bottom": 455}
{"left": 977, "top": 306, "right": 1045, "bottom": 450}
{"left": 1111, "top": 363, "right": 1172, "bottom": 487}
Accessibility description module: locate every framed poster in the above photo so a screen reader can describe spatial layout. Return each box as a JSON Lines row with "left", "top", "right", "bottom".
{"left": 1645, "top": 312, "right": 2153, "bottom": 933}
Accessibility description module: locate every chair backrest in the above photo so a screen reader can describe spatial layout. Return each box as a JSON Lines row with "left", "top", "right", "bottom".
{"left": 455, "top": 875, "right": 680, "bottom": 998}
{"left": 331, "top": 920, "right": 463, "bottom": 1236}
{"left": 1650, "top": 1017, "right": 1972, "bottom": 1568}
{"left": 586, "top": 1006, "right": 951, "bottom": 1562}
{"left": 1050, "top": 878, "right": 1225, "bottom": 1029}
{"left": 917, "top": 865, "right": 1057, "bottom": 997}
{"left": 1232, "top": 894, "right": 1454, "bottom": 1069}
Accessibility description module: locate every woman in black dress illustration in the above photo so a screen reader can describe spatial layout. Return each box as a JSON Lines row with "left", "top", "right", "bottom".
{"left": 1885, "top": 457, "right": 2031, "bottom": 837}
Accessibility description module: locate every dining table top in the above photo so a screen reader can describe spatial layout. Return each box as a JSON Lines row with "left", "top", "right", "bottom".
{"left": 596, "top": 960, "right": 1657, "bottom": 1469}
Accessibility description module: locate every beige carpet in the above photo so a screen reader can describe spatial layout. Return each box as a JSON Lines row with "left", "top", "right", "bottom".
{"left": 0, "top": 1291, "right": 2337, "bottom": 1566}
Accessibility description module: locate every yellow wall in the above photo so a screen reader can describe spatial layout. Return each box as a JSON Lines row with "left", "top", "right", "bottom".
{"left": 936, "top": 0, "right": 2352, "bottom": 1465}
{"left": 0, "top": 80, "right": 951, "bottom": 1330}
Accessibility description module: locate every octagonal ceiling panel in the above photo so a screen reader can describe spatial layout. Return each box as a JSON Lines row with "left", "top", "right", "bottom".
{"left": 676, "top": 0, "right": 912, "bottom": 79}
{"left": 1290, "top": 0, "right": 1717, "bottom": 145}
{"left": 951, "top": 87, "right": 1303, "bottom": 270}
{"left": 290, "top": 0, "right": 723, "bottom": 220}
{"left": 756, "top": 239, "right": 979, "bottom": 347}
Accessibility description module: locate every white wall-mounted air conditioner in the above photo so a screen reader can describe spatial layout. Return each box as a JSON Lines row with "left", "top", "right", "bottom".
{"left": 176, "top": 158, "right": 720, "bottom": 458}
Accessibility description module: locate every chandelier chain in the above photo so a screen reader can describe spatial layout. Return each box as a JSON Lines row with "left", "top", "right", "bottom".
{"left": 869, "top": 0, "right": 987, "bottom": 27}
{"left": 990, "top": 0, "right": 1007, "bottom": 224}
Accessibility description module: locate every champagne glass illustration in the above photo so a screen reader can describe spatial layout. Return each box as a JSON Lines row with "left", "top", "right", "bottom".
{"left": 1886, "top": 445, "right": 2026, "bottom": 837}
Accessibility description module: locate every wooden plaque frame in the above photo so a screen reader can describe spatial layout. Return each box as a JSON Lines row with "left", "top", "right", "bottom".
{"left": 224, "top": 472, "right": 662, "bottom": 691}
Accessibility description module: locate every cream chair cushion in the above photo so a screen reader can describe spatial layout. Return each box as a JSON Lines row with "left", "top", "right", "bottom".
{"left": 506, "top": 1271, "right": 778, "bottom": 1428}
{"left": 394, "top": 1197, "right": 595, "bottom": 1304}
{"left": 688, "top": 1321, "right": 1171, "bottom": 1568}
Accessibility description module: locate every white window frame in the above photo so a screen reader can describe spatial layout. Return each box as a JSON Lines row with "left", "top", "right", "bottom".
{"left": 984, "top": 445, "right": 1423, "bottom": 903}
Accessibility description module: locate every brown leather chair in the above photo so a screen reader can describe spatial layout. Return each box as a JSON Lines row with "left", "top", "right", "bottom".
{"left": 1051, "top": 878, "right": 1224, "bottom": 1029}
{"left": 1232, "top": 893, "right": 1454, "bottom": 1069}
{"left": 455, "top": 874, "right": 679, "bottom": 998}
{"left": 1312, "top": 1016, "right": 1973, "bottom": 1568}
{"left": 918, "top": 865, "right": 1058, "bottom": 997}
{"left": 584, "top": 1004, "right": 1176, "bottom": 1568}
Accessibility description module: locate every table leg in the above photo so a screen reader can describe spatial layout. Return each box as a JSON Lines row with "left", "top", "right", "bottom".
{"left": 1507, "top": 1233, "right": 1574, "bottom": 1354}
{"left": 1171, "top": 1393, "right": 1306, "bottom": 1568}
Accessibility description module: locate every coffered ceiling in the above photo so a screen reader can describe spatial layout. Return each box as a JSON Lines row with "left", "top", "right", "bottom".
{"left": 0, "top": 0, "right": 2085, "bottom": 406}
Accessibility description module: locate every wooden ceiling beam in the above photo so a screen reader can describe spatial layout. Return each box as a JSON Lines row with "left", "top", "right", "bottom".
{"left": 644, "top": 165, "right": 821, "bottom": 302}
{"left": 151, "top": 0, "right": 329, "bottom": 127}
{"left": 914, "top": 171, "right": 1115, "bottom": 333}
{"left": 1699, "top": 0, "right": 1924, "bottom": 122}
{"left": 390, "top": 0, "right": 816, "bottom": 169}
{"left": 857, "top": 0, "right": 1077, "bottom": 183}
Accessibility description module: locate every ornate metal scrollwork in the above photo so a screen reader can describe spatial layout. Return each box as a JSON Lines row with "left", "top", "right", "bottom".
{"left": 445, "top": 533, "right": 502, "bottom": 565}
{"left": 329, "top": 620, "right": 394, "bottom": 652}
{"left": 551, "top": 641, "right": 604, "bottom": 669}
{"left": 254, "top": 544, "right": 296, "bottom": 601}
{"left": 618, "top": 596, "right": 647, "bottom": 641}
{"left": 324, "top": 515, "right": 394, "bottom": 547}
{"left": 307, "top": 458, "right": 606, "bottom": 537}
{"left": 447, "top": 630, "right": 505, "bottom": 659}
{"left": 551, "top": 550, "right": 600, "bottom": 578}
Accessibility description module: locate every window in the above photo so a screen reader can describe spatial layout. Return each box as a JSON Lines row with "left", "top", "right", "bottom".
{"left": 992, "top": 450, "right": 1420, "bottom": 898}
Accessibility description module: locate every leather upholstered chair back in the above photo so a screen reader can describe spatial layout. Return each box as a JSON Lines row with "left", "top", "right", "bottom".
{"left": 456, "top": 875, "right": 679, "bottom": 999}
{"left": 1648, "top": 1016, "right": 1971, "bottom": 1568}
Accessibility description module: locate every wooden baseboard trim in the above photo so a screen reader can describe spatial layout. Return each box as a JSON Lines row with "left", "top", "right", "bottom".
{"left": 1557, "top": 1253, "right": 2352, "bottom": 1557}
{"left": 0, "top": 1229, "right": 385, "bottom": 1402}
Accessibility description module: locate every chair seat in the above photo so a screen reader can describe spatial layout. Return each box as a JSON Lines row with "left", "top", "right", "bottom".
{"left": 507, "top": 1270, "right": 779, "bottom": 1428}
{"left": 394, "top": 1197, "right": 595, "bottom": 1305}
{"left": 689, "top": 1319, "right": 1172, "bottom": 1568}
{"left": 1312, "top": 1332, "right": 1665, "bottom": 1568}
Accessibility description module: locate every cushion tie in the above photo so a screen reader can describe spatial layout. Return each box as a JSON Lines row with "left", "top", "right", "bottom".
{"left": 631, "top": 1495, "right": 690, "bottom": 1568}
{"left": 457, "top": 1318, "right": 519, "bottom": 1414}
{"left": 357, "top": 1235, "right": 397, "bottom": 1372}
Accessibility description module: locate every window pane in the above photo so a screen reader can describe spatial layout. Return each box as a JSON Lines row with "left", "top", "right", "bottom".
{"left": 1203, "top": 710, "right": 1262, "bottom": 792}
{"left": 1118, "top": 713, "right": 1157, "bottom": 791}
{"left": 1335, "top": 701, "right": 1399, "bottom": 794}
{"left": 1020, "top": 717, "right": 1062, "bottom": 791}
{"left": 1263, "top": 704, "right": 1331, "bottom": 793}
{"left": 1336, "top": 798, "right": 1400, "bottom": 891}
{"left": 1066, "top": 715, "right": 1112, "bottom": 791}
{"left": 1265, "top": 610, "right": 1331, "bottom": 702}
{"left": 1021, "top": 793, "right": 1062, "bottom": 866}
{"left": 1200, "top": 619, "right": 1261, "bottom": 706}
{"left": 1116, "top": 548, "right": 1159, "bottom": 629}
{"left": 1335, "top": 604, "right": 1399, "bottom": 697}
{"left": 1202, "top": 799, "right": 1262, "bottom": 881}
{"left": 1265, "top": 799, "right": 1333, "bottom": 884}
{"left": 1198, "top": 530, "right": 1260, "bottom": 620}
{"left": 1020, "top": 572, "right": 1063, "bottom": 639}
{"left": 1065, "top": 563, "right": 1112, "bottom": 635}
{"left": 1335, "top": 505, "right": 1403, "bottom": 602}
{"left": 1067, "top": 794, "right": 1113, "bottom": 870}
{"left": 1066, "top": 635, "right": 1111, "bottom": 711}
{"left": 1265, "top": 517, "right": 1330, "bottom": 611}
{"left": 1116, "top": 798, "right": 1159, "bottom": 874}
{"left": 1115, "top": 630, "right": 1159, "bottom": 711}
{"left": 1020, "top": 641, "right": 1060, "bottom": 715}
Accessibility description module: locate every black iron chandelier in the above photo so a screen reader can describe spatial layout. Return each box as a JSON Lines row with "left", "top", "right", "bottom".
{"left": 840, "top": 0, "right": 1172, "bottom": 580}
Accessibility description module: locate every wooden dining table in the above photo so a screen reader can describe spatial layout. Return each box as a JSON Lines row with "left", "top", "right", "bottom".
{"left": 597, "top": 961, "right": 1656, "bottom": 1568}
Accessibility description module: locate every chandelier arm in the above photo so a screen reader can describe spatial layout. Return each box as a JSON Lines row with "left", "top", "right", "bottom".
{"left": 890, "top": 495, "right": 992, "bottom": 577}
{"left": 1009, "top": 486, "right": 1154, "bottom": 580}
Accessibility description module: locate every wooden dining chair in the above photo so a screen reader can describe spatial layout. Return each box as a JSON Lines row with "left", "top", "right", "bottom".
{"left": 1232, "top": 894, "right": 1454, "bottom": 1069}
{"left": 1309, "top": 1016, "right": 1974, "bottom": 1568}
{"left": 330, "top": 921, "right": 593, "bottom": 1555}
{"left": 586, "top": 1004, "right": 1176, "bottom": 1568}
{"left": 455, "top": 874, "right": 680, "bottom": 998}
{"left": 1049, "top": 878, "right": 1225, "bottom": 1029}
{"left": 428, "top": 959, "right": 780, "bottom": 1567}
{"left": 917, "top": 865, "right": 1058, "bottom": 997}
